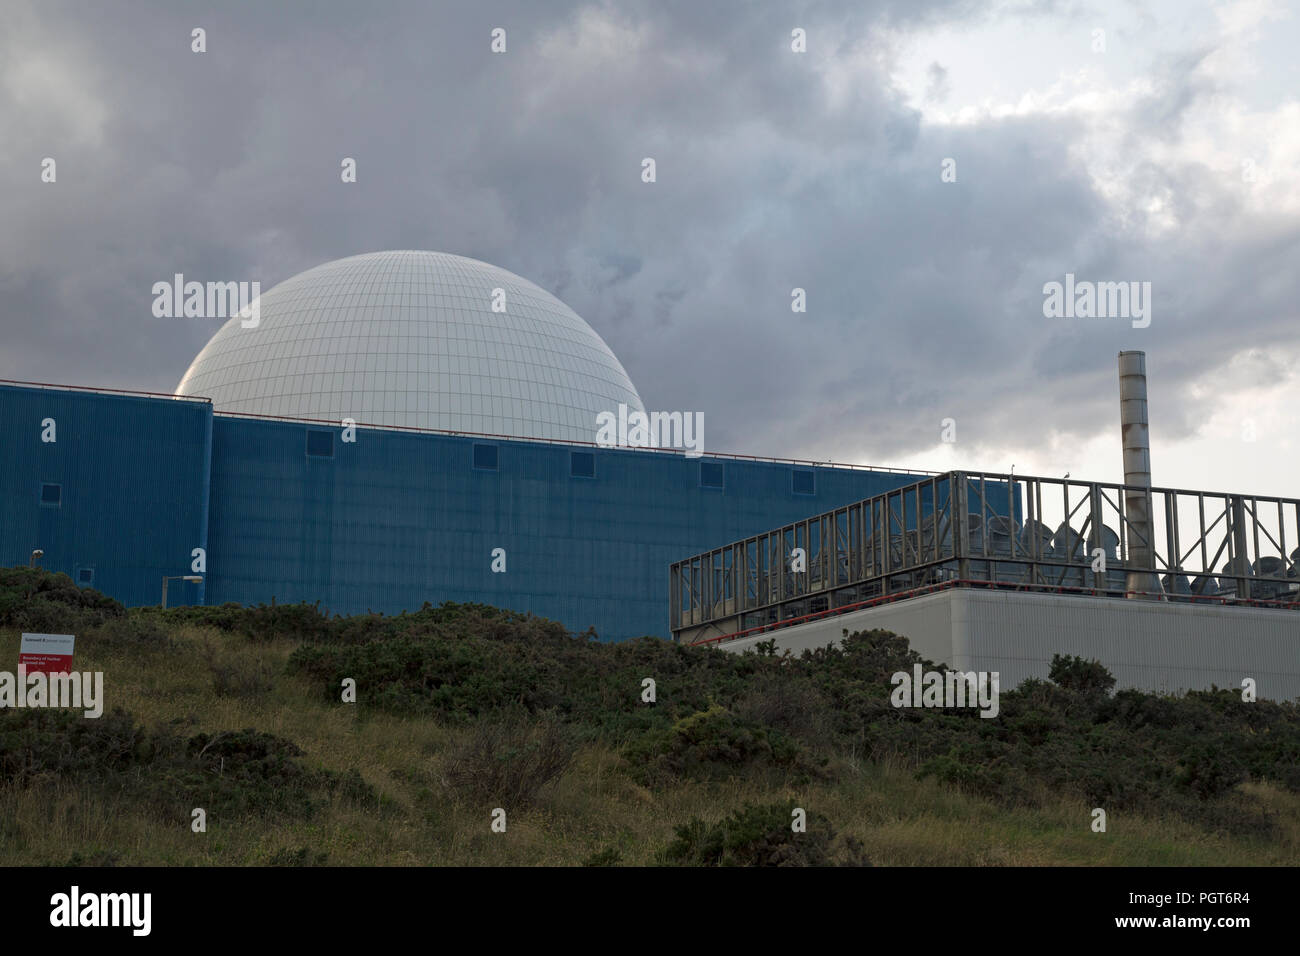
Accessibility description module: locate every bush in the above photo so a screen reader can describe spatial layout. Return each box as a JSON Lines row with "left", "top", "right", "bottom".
{"left": 659, "top": 802, "right": 869, "bottom": 867}
{"left": 0, "top": 567, "right": 124, "bottom": 633}
{"left": 622, "top": 704, "right": 823, "bottom": 787}
{"left": 0, "top": 709, "right": 346, "bottom": 823}
{"left": 441, "top": 715, "right": 576, "bottom": 809}
{"left": 265, "top": 846, "right": 329, "bottom": 866}
{"left": 327, "top": 767, "right": 385, "bottom": 810}
{"left": 1175, "top": 744, "right": 1248, "bottom": 799}
{"left": 145, "top": 601, "right": 333, "bottom": 643}
{"left": 87, "top": 612, "right": 174, "bottom": 650}
{"left": 1049, "top": 654, "right": 1117, "bottom": 696}
{"left": 239, "top": 602, "right": 333, "bottom": 644}
{"left": 732, "top": 672, "right": 832, "bottom": 748}
{"left": 0, "top": 708, "right": 158, "bottom": 786}
{"left": 199, "top": 641, "right": 275, "bottom": 699}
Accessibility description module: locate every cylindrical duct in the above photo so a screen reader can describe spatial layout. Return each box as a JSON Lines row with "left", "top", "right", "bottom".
{"left": 1118, "top": 351, "right": 1162, "bottom": 598}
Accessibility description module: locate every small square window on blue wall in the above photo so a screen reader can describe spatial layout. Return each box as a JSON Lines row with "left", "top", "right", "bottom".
{"left": 306, "top": 430, "right": 334, "bottom": 458}
{"left": 40, "top": 482, "right": 61, "bottom": 506}
{"left": 700, "top": 462, "right": 724, "bottom": 489}
{"left": 792, "top": 469, "right": 815, "bottom": 495}
{"left": 473, "top": 443, "right": 499, "bottom": 470}
{"left": 77, "top": 567, "right": 94, "bottom": 585}
{"left": 571, "top": 451, "right": 595, "bottom": 478}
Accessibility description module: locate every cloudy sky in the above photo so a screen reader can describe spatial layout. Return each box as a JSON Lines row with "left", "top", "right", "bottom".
{"left": 2, "top": 0, "right": 1297, "bottom": 495}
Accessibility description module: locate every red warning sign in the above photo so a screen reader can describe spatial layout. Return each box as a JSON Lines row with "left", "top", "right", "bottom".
{"left": 19, "top": 633, "right": 75, "bottom": 674}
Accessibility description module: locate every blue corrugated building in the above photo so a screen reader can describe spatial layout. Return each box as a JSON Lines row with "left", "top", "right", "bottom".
{"left": 1, "top": 381, "right": 928, "bottom": 640}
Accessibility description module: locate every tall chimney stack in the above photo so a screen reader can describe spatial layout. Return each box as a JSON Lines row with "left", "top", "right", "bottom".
{"left": 1118, "top": 351, "right": 1162, "bottom": 598}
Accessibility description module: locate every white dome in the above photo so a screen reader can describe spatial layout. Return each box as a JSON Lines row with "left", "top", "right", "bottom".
{"left": 175, "top": 250, "right": 644, "bottom": 442}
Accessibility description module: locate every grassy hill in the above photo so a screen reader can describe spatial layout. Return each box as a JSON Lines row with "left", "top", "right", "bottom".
{"left": 1, "top": 566, "right": 1297, "bottom": 866}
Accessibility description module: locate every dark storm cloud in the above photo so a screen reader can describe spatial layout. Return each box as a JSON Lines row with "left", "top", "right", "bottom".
{"left": 1, "top": 0, "right": 1296, "bottom": 468}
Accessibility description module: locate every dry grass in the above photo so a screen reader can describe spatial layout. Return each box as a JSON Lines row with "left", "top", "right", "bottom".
{"left": 0, "top": 625, "right": 1296, "bottom": 866}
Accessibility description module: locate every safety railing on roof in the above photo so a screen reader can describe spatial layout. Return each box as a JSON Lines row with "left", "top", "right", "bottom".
{"left": 0, "top": 378, "right": 212, "bottom": 403}
{"left": 0, "top": 379, "right": 938, "bottom": 473}
{"left": 670, "top": 470, "right": 1300, "bottom": 644}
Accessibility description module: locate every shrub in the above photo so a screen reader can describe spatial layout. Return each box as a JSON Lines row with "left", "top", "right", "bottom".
{"left": 1175, "top": 744, "right": 1248, "bottom": 799}
{"left": 0, "top": 709, "right": 345, "bottom": 823}
{"left": 199, "top": 641, "right": 275, "bottom": 699}
{"left": 140, "top": 600, "right": 334, "bottom": 644}
{"left": 0, "top": 567, "right": 124, "bottom": 633}
{"left": 659, "top": 802, "right": 869, "bottom": 867}
{"left": 87, "top": 612, "right": 174, "bottom": 650}
{"left": 240, "top": 601, "right": 333, "bottom": 644}
{"left": 0, "top": 708, "right": 159, "bottom": 786}
{"left": 441, "top": 715, "right": 576, "bottom": 809}
{"left": 265, "top": 846, "right": 329, "bottom": 866}
{"left": 168, "top": 729, "right": 332, "bottom": 820}
{"left": 1049, "top": 654, "right": 1117, "bottom": 696}
{"left": 732, "top": 671, "right": 832, "bottom": 747}
{"left": 622, "top": 704, "right": 823, "bottom": 787}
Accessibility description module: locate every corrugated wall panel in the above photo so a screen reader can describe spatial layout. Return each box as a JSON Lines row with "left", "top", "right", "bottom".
{"left": 0, "top": 385, "right": 212, "bottom": 607}
{"left": 204, "top": 417, "right": 922, "bottom": 639}
{"left": 0, "top": 386, "right": 929, "bottom": 639}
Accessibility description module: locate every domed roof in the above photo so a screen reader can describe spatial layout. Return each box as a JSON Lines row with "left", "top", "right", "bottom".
{"left": 175, "top": 250, "right": 644, "bottom": 442}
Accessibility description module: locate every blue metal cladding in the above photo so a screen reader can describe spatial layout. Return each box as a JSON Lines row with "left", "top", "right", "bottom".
{"left": 0, "top": 385, "right": 211, "bottom": 607}
{"left": 205, "top": 417, "right": 924, "bottom": 639}
{"left": 0, "top": 384, "right": 928, "bottom": 640}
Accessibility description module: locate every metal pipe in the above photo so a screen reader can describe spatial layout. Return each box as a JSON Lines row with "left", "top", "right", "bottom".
{"left": 1119, "top": 351, "right": 1163, "bottom": 598}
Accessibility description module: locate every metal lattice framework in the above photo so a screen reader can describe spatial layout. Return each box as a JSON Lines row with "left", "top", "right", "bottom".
{"left": 670, "top": 471, "right": 1300, "bottom": 644}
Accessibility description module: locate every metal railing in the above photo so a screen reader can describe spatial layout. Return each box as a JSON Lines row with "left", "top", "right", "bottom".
{"left": 212, "top": 409, "right": 937, "bottom": 472}
{"left": 0, "top": 378, "right": 212, "bottom": 404}
{"left": 670, "top": 470, "right": 1300, "bottom": 643}
{"left": 0, "top": 378, "right": 934, "bottom": 474}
